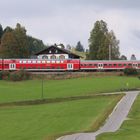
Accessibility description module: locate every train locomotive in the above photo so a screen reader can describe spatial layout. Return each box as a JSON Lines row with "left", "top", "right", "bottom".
{"left": 0, "top": 58, "right": 140, "bottom": 71}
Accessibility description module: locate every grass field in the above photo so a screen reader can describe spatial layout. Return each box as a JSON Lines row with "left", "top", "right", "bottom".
{"left": 0, "top": 76, "right": 140, "bottom": 103}
{"left": 97, "top": 95, "right": 140, "bottom": 140}
{"left": 0, "top": 95, "right": 121, "bottom": 140}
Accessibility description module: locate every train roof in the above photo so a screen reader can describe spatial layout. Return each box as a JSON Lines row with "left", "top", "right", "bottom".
{"left": 81, "top": 60, "right": 140, "bottom": 62}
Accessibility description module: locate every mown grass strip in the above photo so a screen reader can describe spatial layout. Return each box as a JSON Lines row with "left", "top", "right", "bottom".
{"left": 0, "top": 76, "right": 140, "bottom": 103}
{"left": 0, "top": 95, "right": 123, "bottom": 140}
{"left": 44, "top": 94, "right": 124, "bottom": 140}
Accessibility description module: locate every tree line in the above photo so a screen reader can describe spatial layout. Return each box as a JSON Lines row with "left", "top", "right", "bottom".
{"left": 0, "top": 21, "right": 136, "bottom": 60}
{"left": 0, "top": 23, "right": 46, "bottom": 58}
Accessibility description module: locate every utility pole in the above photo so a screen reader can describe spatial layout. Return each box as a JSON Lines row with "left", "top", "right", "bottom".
{"left": 41, "top": 75, "right": 44, "bottom": 99}
{"left": 109, "top": 44, "right": 111, "bottom": 60}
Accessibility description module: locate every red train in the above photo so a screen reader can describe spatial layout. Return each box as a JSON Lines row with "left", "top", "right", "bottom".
{"left": 0, "top": 59, "right": 140, "bottom": 71}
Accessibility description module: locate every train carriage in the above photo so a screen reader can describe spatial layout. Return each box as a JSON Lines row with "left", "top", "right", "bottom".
{"left": 80, "top": 60, "right": 140, "bottom": 71}
{"left": 0, "top": 59, "right": 2, "bottom": 71}
{"left": 0, "top": 58, "right": 140, "bottom": 71}
{"left": 1, "top": 59, "right": 80, "bottom": 71}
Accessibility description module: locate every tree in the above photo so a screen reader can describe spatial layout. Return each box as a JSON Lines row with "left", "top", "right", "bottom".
{"left": 120, "top": 55, "right": 127, "bottom": 60}
{"left": 131, "top": 54, "right": 136, "bottom": 60}
{"left": 88, "top": 20, "right": 120, "bottom": 60}
{"left": 0, "top": 24, "right": 3, "bottom": 41}
{"left": 27, "top": 36, "right": 46, "bottom": 55}
{"left": 0, "top": 23, "right": 29, "bottom": 58}
{"left": 75, "top": 41, "right": 84, "bottom": 52}
{"left": 66, "top": 44, "right": 72, "bottom": 50}
{"left": 107, "top": 30, "right": 120, "bottom": 60}
{"left": 13, "top": 23, "right": 29, "bottom": 58}
{"left": 0, "top": 31, "right": 18, "bottom": 58}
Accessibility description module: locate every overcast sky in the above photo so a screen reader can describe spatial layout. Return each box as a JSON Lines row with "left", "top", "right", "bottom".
{"left": 0, "top": 0, "right": 140, "bottom": 59}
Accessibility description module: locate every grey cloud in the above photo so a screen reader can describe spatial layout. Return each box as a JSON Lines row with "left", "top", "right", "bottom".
{"left": 133, "top": 30, "right": 140, "bottom": 39}
{"left": 1, "top": 0, "right": 140, "bottom": 18}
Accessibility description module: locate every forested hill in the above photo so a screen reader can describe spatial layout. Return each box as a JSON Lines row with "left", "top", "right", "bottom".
{"left": 0, "top": 23, "right": 47, "bottom": 58}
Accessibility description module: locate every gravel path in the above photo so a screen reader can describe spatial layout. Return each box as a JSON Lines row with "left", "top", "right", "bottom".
{"left": 57, "top": 91, "right": 139, "bottom": 140}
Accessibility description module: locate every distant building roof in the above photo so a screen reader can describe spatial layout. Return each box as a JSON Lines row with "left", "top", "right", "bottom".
{"left": 35, "top": 45, "right": 81, "bottom": 59}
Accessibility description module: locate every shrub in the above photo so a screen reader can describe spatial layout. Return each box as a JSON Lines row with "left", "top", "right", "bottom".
{"left": 0, "top": 71, "right": 3, "bottom": 80}
{"left": 138, "top": 75, "right": 140, "bottom": 80}
{"left": 124, "top": 68, "right": 138, "bottom": 75}
{"left": 9, "top": 70, "right": 31, "bottom": 81}
{"left": 1, "top": 71, "right": 10, "bottom": 80}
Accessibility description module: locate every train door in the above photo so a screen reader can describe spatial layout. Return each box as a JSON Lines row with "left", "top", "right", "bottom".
{"left": 132, "top": 63, "right": 138, "bottom": 69}
{"left": 98, "top": 63, "right": 104, "bottom": 69}
{"left": 67, "top": 64, "right": 73, "bottom": 70}
{"left": 9, "top": 63, "right": 16, "bottom": 70}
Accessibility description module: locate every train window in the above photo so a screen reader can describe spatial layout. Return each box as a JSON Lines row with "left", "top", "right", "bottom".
{"left": 37, "top": 61, "right": 41, "bottom": 63}
{"left": 61, "top": 61, "right": 64, "bottom": 63}
{"left": 138, "top": 64, "right": 140, "bottom": 67}
{"left": 28, "top": 61, "right": 31, "bottom": 63}
{"left": 109, "top": 64, "right": 112, "bottom": 66}
{"left": 94, "top": 64, "right": 97, "bottom": 66}
{"left": 19, "top": 61, "right": 22, "bottom": 63}
{"left": 89, "top": 64, "right": 93, "bottom": 66}
{"left": 119, "top": 64, "right": 122, "bottom": 66}
{"left": 114, "top": 64, "right": 117, "bottom": 66}
{"left": 23, "top": 61, "right": 26, "bottom": 63}
{"left": 124, "top": 64, "right": 126, "bottom": 66}
{"left": 128, "top": 64, "right": 132, "bottom": 66}
{"left": 42, "top": 61, "right": 45, "bottom": 63}
{"left": 56, "top": 61, "right": 60, "bottom": 63}
{"left": 104, "top": 64, "right": 107, "bottom": 66}
{"left": 47, "top": 61, "right": 50, "bottom": 63}
{"left": 52, "top": 61, "right": 55, "bottom": 63}
{"left": 32, "top": 61, "right": 36, "bottom": 63}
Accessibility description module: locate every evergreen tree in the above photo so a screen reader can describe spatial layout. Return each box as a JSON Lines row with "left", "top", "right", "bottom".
{"left": 88, "top": 20, "right": 120, "bottom": 60}
{"left": 120, "top": 55, "right": 127, "bottom": 60}
{"left": 13, "top": 23, "right": 29, "bottom": 58}
{"left": 75, "top": 41, "right": 84, "bottom": 52}
{"left": 66, "top": 44, "right": 72, "bottom": 50}
{"left": 131, "top": 54, "right": 136, "bottom": 60}
{"left": 27, "top": 36, "right": 46, "bottom": 55}
{"left": 0, "top": 24, "right": 3, "bottom": 41}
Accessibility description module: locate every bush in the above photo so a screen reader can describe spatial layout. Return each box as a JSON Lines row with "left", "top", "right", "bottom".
{"left": 9, "top": 70, "right": 31, "bottom": 81}
{"left": 138, "top": 75, "right": 140, "bottom": 80}
{"left": 124, "top": 68, "right": 138, "bottom": 75}
{"left": 0, "top": 71, "right": 3, "bottom": 80}
{"left": 1, "top": 71, "right": 10, "bottom": 80}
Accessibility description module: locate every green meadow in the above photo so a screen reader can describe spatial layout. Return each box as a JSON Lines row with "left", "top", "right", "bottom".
{"left": 0, "top": 96, "right": 121, "bottom": 140}
{"left": 97, "top": 95, "right": 140, "bottom": 140}
{"left": 0, "top": 76, "right": 140, "bottom": 103}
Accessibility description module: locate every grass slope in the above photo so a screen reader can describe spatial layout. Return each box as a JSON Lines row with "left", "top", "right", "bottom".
{"left": 0, "top": 76, "right": 139, "bottom": 103}
{"left": 97, "top": 94, "right": 140, "bottom": 140}
{"left": 0, "top": 96, "right": 120, "bottom": 140}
